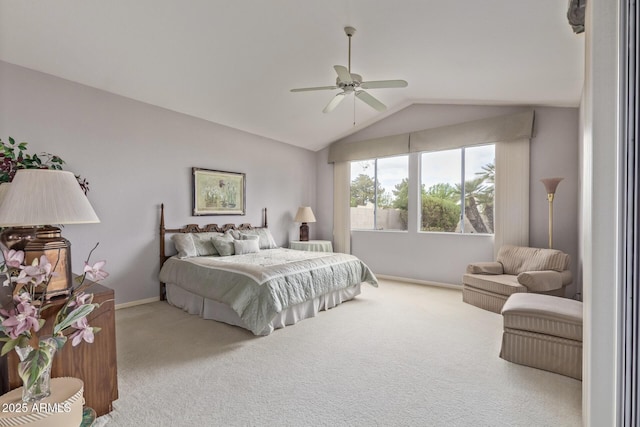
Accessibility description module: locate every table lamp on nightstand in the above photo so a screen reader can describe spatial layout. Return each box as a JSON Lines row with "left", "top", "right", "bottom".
{"left": 0, "top": 169, "right": 100, "bottom": 297}
{"left": 294, "top": 206, "right": 316, "bottom": 242}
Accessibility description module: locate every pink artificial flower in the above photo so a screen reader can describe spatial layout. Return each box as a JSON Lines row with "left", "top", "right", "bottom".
{"left": 83, "top": 260, "right": 109, "bottom": 282}
{"left": 0, "top": 295, "right": 40, "bottom": 339}
{"left": 17, "top": 255, "right": 53, "bottom": 286}
{"left": 69, "top": 317, "right": 94, "bottom": 346}
{"left": 67, "top": 292, "right": 91, "bottom": 309}
{"left": 2, "top": 249, "right": 24, "bottom": 269}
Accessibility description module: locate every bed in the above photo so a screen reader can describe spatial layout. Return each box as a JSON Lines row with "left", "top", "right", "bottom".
{"left": 158, "top": 204, "right": 378, "bottom": 335}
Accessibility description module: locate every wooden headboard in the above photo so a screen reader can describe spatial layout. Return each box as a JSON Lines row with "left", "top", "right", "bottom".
{"left": 158, "top": 203, "right": 267, "bottom": 300}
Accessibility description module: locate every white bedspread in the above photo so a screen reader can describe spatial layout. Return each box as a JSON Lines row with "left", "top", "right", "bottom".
{"left": 159, "top": 248, "right": 377, "bottom": 334}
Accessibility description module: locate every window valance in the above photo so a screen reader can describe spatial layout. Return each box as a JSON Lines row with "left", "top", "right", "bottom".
{"left": 409, "top": 110, "right": 535, "bottom": 152}
{"left": 327, "top": 133, "right": 409, "bottom": 163}
{"left": 327, "top": 110, "right": 535, "bottom": 163}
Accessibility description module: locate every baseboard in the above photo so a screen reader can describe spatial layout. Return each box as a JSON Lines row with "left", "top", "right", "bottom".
{"left": 376, "top": 274, "right": 462, "bottom": 291}
{"left": 114, "top": 278, "right": 460, "bottom": 308}
{"left": 115, "top": 296, "right": 160, "bottom": 310}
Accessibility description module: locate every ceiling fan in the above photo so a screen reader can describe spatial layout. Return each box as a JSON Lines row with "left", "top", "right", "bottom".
{"left": 291, "top": 26, "right": 408, "bottom": 113}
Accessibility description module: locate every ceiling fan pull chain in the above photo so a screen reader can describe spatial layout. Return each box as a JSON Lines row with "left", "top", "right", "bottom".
{"left": 353, "top": 94, "right": 356, "bottom": 126}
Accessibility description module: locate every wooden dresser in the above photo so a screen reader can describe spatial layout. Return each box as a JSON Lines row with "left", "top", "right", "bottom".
{"left": 0, "top": 282, "right": 118, "bottom": 417}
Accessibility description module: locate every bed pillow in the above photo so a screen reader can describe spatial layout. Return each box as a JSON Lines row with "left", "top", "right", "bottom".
{"left": 241, "top": 228, "right": 277, "bottom": 249}
{"left": 234, "top": 239, "right": 260, "bottom": 255}
{"left": 171, "top": 233, "right": 197, "bottom": 259}
{"left": 192, "top": 232, "right": 223, "bottom": 256}
{"left": 239, "top": 233, "right": 260, "bottom": 241}
{"left": 211, "top": 233, "right": 236, "bottom": 256}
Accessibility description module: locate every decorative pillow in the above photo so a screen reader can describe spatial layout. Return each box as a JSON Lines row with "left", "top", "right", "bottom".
{"left": 192, "top": 232, "right": 222, "bottom": 256}
{"left": 241, "top": 228, "right": 277, "bottom": 249}
{"left": 211, "top": 233, "right": 235, "bottom": 256}
{"left": 239, "top": 233, "right": 260, "bottom": 241}
{"left": 171, "top": 233, "right": 197, "bottom": 259}
{"left": 234, "top": 239, "right": 260, "bottom": 255}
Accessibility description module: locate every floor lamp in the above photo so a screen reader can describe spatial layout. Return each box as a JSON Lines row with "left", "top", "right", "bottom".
{"left": 540, "top": 177, "right": 563, "bottom": 249}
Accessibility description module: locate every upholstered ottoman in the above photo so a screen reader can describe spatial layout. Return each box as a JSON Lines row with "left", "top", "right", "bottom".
{"left": 500, "top": 293, "right": 583, "bottom": 380}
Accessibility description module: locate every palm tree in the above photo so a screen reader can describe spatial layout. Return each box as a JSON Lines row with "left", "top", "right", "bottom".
{"left": 475, "top": 162, "right": 495, "bottom": 231}
{"left": 457, "top": 176, "right": 489, "bottom": 233}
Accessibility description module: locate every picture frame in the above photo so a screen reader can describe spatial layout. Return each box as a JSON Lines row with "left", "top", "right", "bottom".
{"left": 192, "top": 168, "right": 246, "bottom": 216}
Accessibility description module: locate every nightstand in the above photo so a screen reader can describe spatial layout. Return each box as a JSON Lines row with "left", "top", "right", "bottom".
{"left": 289, "top": 240, "right": 333, "bottom": 252}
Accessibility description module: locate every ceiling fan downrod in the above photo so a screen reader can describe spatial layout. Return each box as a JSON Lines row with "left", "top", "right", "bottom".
{"left": 344, "top": 26, "right": 356, "bottom": 74}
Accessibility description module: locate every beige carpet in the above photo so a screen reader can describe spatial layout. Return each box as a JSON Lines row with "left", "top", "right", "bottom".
{"left": 99, "top": 279, "right": 581, "bottom": 426}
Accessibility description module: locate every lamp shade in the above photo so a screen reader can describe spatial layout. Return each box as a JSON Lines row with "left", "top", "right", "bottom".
{"left": 294, "top": 206, "right": 316, "bottom": 223}
{"left": 540, "top": 177, "right": 564, "bottom": 195}
{"left": 0, "top": 169, "right": 99, "bottom": 226}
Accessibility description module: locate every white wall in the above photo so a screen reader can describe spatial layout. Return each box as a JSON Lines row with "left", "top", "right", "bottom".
{"left": 581, "top": 0, "right": 620, "bottom": 424}
{"left": 0, "top": 61, "right": 318, "bottom": 304}
{"left": 316, "top": 104, "right": 580, "bottom": 290}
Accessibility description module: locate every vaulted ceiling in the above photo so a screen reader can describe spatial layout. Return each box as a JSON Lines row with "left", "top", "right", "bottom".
{"left": 0, "top": 1, "right": 584, "bottom": 151}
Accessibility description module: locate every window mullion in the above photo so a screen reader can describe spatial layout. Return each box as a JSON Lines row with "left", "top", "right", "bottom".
{"left": 460, "top": 148, "right": 466, "bottom": 233}
{"left": 373, "top": 159, "right": 378, "bottom": 230}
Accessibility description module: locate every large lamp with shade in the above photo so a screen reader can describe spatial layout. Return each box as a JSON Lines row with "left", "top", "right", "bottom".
{"left": 0, "top": 169, "right": 99, "bottom": 298}
{"left": 294, "top": 207, "right": 316, "bottom": 242}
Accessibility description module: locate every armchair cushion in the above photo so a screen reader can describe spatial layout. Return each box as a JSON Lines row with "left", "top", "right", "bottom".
{"left": 466, "top": 261, "right": 504, "bottom": 275}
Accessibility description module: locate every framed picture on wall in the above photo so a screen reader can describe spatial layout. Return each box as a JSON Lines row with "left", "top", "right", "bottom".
{"left": 192, "top": 168, "right": 246, "bottom": 216}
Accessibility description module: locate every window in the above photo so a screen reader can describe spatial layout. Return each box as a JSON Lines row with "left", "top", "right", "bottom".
{"left": 420, "top": 144, "right": 494, "bottom": 233}
{"left": 350, "top": 155, "right": 409, "bottom": 230}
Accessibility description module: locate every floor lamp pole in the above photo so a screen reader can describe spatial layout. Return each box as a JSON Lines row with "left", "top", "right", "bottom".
{"left": 547, "top": 192, "right": 555, "bottom": 249}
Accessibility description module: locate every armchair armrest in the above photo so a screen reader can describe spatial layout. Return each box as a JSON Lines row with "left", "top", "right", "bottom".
{"left": 560, "top": 269, "right": 573, "bottom": 286}
{"left": 466, "top": 261, "right": 503, "bottom": 275}
{"left": 517, "top": 270, "right": 564, "bottom": 292}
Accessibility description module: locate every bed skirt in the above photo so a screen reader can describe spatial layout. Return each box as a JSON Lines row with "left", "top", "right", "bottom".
{"left": 166, "top": 282, "right": 361, "bottom": 335}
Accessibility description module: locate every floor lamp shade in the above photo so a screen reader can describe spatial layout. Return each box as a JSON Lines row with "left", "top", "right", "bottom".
{"left": 294, "top": 207, "right": 316, "bottom": 242}
{"left": 0, "top": 170, "right": 100, "bottom": 297}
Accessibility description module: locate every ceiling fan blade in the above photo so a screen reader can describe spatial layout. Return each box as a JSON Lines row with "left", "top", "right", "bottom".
{"left": 291, "top": 85, "right": 338, "bottom": 92}
{"left": 323, "top": 92, "right": 347, "bottom": 113}
{"left": 360, "top": 79, "right": 408, "bottom": 89}
{"left": 355, "top": 90, "right": 386, "bottom": 112}
{"left": 334, "top": 65, "right": 352, "bottom": 83}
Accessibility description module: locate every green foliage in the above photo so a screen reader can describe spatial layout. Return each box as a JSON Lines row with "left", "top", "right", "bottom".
{"left": 0, "top": 137, "right": 89, "bottom": 193}
{"left": 421, "top": 195, "right": 460, "bottom": 232}
{"left": 425, "top": 182, "right": 458, "bottom": 202}
{"left": 350, "top": 173, "right": 386, "bottom": 207}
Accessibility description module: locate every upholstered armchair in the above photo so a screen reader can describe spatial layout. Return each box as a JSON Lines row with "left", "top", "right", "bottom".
{"left": 462, "top": 245, "right": 572, "bottom": 313}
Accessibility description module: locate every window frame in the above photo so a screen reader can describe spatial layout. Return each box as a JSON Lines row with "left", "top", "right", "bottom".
{"left": 349, "top": 154, "right": 409, "bottom": 232}
{"left": 419, "top": 143, "right": 495, "bottom": 235}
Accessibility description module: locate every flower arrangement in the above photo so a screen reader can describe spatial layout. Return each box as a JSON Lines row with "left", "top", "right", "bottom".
{"left": 0, "top": 243, "right": 108, "bottom": 400}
